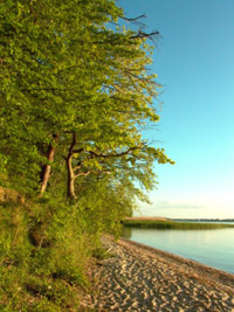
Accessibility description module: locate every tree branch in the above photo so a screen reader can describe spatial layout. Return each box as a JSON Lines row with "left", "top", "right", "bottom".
{"left": 89, "top": 146, "right": 142, "bottom": 159}
{"left": 130, "top": 30, "right": 159, "bottom": 40}
{"left": 121, "top": 14, "right": 146, "bottom": 22}
{"left": 74, "top": 169, "right": 111, "bottom": 178}
{"left": 75, "top": 171, "right": 91, "bottom": 178}
{"left": 72, "top": 148, "right": 84, "bottom": 154}
{"left": 73, "top": 164, "right": 82, "bottom": 172}
{"left": 68, "top": 132, "right": 77, "bottom": 156}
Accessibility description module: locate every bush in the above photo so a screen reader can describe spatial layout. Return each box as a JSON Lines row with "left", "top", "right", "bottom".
{"left": 0, "top": 201, "right": 92, "bottom": 311}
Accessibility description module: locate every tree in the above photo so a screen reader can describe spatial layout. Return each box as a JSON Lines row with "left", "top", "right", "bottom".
{"left": 0, "top": 0, "right": 173, "bottom": 202}
{"left": 0, "top": 1, "right": 175, "bottom": 309}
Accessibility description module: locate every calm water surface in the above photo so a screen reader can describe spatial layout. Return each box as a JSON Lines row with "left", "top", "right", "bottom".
{"left": 123, "top": 226, "right": 234, "bottom": 274}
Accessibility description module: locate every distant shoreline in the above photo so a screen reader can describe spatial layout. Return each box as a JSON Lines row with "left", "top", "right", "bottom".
{"left": 126, "top": 216, "right": 234, "bottom": 222}
{"left": 172, "top": 218, "right": 234, "bottom": 222}
{"left": 123, "top": 217, "right": 234, "bottom": 229}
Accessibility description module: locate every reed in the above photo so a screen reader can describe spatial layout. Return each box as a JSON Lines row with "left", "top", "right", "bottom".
{"left": 123, "top": 219, "right": 234, "bottom": 230}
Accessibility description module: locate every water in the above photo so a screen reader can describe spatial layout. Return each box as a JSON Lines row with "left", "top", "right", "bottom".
{"left": 123, "top": 226, "right": 234, "bottom": 274}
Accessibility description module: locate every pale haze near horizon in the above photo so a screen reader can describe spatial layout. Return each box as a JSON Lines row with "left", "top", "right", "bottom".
{"left": 119, "top": 0, "right": 234, "bottom": 218}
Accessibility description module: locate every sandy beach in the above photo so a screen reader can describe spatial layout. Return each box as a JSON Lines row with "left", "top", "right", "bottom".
{"left": 81, "top": 236, "right": 234, "bottom": 311}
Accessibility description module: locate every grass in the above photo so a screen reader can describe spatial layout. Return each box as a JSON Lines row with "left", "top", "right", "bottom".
{"left": 0, "top": 201, "right": 99, "bottom": 312}
{"left": 122, "top": 219, "right": 234, "bottom": 230}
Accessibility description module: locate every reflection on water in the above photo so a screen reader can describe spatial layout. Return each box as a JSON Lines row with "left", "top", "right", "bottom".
{"left": 122, "top": 226, "right": 234, "bottom": 274}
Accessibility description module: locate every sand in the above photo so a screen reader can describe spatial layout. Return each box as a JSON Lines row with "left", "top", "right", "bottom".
{"left": 81, "top": 236, "right": 234, "bottom": 311}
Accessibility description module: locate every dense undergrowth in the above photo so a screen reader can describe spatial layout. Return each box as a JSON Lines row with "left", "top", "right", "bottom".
{"left": 0, "top": 197, "right": 124, "bottom": 312}
{"left": 0, "top": 201, "right": 86, "bottom": 311}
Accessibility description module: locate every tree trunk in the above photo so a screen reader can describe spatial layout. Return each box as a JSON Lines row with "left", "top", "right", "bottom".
{"left": 66, "top": 132, "right": 77, "bottom": 200}
{"left": 66, "top": 153, "right": 77, "bottom": 199}
{"left": 39, "top": 134, "right": 58, "bottom": 197}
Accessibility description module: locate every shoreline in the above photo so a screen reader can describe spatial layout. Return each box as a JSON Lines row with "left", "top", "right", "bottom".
{"left": 119, "top": 238, "right": 234, "bottom": 291}
{"left": 118, "top": 238, "right": 234, "bottom": 294}
{"left": 82, "top": 236, "right": 234, "bottom": 311}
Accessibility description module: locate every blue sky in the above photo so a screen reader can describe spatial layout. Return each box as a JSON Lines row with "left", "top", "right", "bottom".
{"left": 118, "top": 0, "right": 234, "bottom": 218}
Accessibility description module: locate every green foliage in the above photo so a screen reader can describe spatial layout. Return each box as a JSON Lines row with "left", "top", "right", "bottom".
{"left": 0, "top": 0, "right": 174, "bottom": 309}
